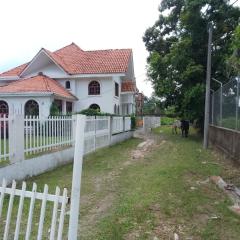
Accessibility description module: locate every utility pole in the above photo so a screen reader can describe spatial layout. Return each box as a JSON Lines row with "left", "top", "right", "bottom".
{"left": 203, "top": 22, "right": 213, "bottom": 149}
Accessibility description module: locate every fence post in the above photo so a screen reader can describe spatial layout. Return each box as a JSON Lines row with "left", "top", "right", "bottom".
{"left": 71, "top": 115, "right": 77, "bottom": 145}
{"left": 220, "top": 85, "right": 223, "bottom": 126}
{"left": 236, "top": 80, "right": 239, "bottom": 130}
{"left": 143, "top": 117, "right": 145, "bottom": 132}
{"left": 94, "top": 116, "right": 97, "bottom": 151}
{"left": 211, "top": 93, "right": 214, "bottom": 125}
{"left": 108, "top": 116, "right": 112, "bottom": 145}
{"left": 68, "top": 114, "right": 86, "bottom": 240}
{"left": 9, "top": 114, "right": 24, "bottom": 164}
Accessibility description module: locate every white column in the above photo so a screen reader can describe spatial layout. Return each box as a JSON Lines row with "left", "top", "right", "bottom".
{"left": 62, "top": 100, "right": 67, "bottom": 115}
{"left": 9, "top": 114, "right": 24, "bottom": 163}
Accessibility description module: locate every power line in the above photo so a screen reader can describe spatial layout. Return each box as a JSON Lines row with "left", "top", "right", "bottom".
{"left": 230, "top": 0, "right": 239, "bottom": 6}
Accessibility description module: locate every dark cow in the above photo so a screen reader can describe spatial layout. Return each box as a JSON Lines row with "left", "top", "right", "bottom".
{"left": 180, "top": 120, "right": 190, "bottom": 138}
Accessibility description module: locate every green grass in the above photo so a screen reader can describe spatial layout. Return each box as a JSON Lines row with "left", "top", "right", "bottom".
{"left": 1, "top": 127, "right": 240, "bottom": 239}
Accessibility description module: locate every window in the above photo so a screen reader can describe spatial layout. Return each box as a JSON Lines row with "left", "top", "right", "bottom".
{"left": 115, "top": 82, "right": 119, "bottom": 97}
{"left": 117, "top": 105, "right": 120, "bottom": 115}
{"left": 65, "top": 81, "right": 71, "bottom": 89}
{"left": 0, "top": 101, "right": 8, "bottom": 115}
{"left": 114, "top": 104, "right": 117, "bottom": 114}
{"left": 89, "top": 104, "right": 100, "bottom": 111}
{"left": 88, "top": 81, "right": 100, "bottom": 95}
{"left": 25, "top": 100, "right": 39, "bottom": 116}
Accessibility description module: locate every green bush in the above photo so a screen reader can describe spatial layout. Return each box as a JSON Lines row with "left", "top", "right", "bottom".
{"left": 50, "top": 102, "right": 60, "bottom": 116}
{"left": 161, "top": 116, "right": 175, "bottom": 125}
{"left": 76, "top": 108, "right": 112, "bottom": 116}
{"left": 130, "top": 115, "right": 136, "bottom": 130}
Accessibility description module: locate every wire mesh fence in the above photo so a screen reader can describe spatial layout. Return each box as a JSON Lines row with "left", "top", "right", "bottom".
{"left": 211, "top": 77, "right": 240, "bottom": 131}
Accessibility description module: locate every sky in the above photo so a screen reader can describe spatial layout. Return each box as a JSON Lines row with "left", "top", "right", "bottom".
{"left": 0, "top": 0, "right": 160, "bottom": 97}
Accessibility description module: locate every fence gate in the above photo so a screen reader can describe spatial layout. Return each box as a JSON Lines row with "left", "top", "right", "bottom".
{"left": 0, "top": 179, "right": 68, "bottom": 240}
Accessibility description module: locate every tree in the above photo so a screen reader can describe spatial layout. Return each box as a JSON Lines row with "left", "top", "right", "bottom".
{"left": 143, "top": 96, "right": 162, "bottom": 115}
{"left": 227, "top": 25, "right": 240, "bottom": 76}
{"left": 143, "top": 0, "right": 240, "bottom": 128}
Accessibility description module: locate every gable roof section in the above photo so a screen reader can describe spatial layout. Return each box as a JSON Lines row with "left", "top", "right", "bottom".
{"left": 0, "top": 43, "right": 132, "bottom": 77}
{"left": 121, "top": 80, "right": 136, "bottom": 92}
{"left": 0, "top": 74, "right": 77, "bottom": 100}
{"left": 19, "top": 48, "right": 68, "bottom": 77}
{"left": 0, "top": 63, "right": 28, "bottom": 77}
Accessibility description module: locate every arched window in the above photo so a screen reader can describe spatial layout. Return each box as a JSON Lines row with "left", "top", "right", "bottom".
{"left": 88, "top": 81, "right": 100, "bottom": 95}
{"left": 25, "top": 100, "right": 39, "bottom": 116}
{"left": 89, "top": 104, "right": 100, "bottom": 111}
{"left": 65, "top": 81, "right": 71, "bottom": 89}
{"left": 114, "top": 104, "right": 117, "bottom": 114}
{"left": 0, "top": 101, "right": 8, "bottom": 115}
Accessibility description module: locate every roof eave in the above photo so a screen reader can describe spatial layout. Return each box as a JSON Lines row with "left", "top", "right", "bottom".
{"left": 0, "top": 92, "right": 53, "bottom": 97}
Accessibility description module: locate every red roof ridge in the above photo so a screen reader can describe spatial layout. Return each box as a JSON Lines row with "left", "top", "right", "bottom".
{"left": 42, "top": 74, "right": 78, "bottom": 100}
{"left": 41, "top": 74, "right": 51, "bottom": 92}
{"left": 54, "top": 42, "right": 84, "bottom": 54}
{"left": 85, "top": 48, "right": 132, "bottom": 53}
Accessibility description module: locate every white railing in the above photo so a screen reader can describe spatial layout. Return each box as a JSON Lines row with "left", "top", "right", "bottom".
{"left": 0, "top": 115, "right": 10, "bottom": 162}
{"left": 0, "top": 114, "right": 133, "bottom": 164}
{"left": 112, "top": 116, "right": 124, "bottom": 134}
{"left": 0, "top": 178, "right": 68, "bottom": 240}
{"left": 124, "top": 117, "right": 131, "bottom": 131}
{"left": 84, "top": 116, "right": 110, "bottom": 154}
{"left": 24, "top": 116, "right": 73, "bottom": 157}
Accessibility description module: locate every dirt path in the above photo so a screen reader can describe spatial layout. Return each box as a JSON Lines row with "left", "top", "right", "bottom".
{"left": 79, "top": 129, "right": 162, "bottom": 239}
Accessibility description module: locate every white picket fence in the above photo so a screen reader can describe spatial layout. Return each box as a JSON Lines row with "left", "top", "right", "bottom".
{"left": 24, "top": 115, "right": 73, "bottom": 157}
{"left": 112, "top": 116, "right": 124, "bottom": 134}
{"left": 0, "top": 179, "right": 68, "bottom": 240}
{"left": 0, "top": 115, "right": 10, "bottom": 162}
{"left": 124, "top": 117, "right": 131, "bottom": 131}
{"left": 84, "top": 116, "right": 110, "bottom": 154}
{"left": 0, "top": 115, "right": 132, "bottom": 164}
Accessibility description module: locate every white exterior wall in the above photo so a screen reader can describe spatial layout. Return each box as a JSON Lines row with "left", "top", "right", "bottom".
{"left": 0, "top": 96, "right": 52, "bottom": 117}
{"left": 24, "top": 62, "right": 68, "bottom": 78}
{"left": 59, "top": 77, "right": 119, "bottom": 114}
{"left": 113, "top": 76, "right": 121, "bottom": 114}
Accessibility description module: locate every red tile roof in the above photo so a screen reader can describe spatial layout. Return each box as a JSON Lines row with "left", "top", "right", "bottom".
{"left": 0, "top": 74, "right": 77, "bottom": 100}
{"left": 0, "top": 43, "right": 132, "bottom": 76}
{"left": 121, "top": 80, "right": 136, "bottom": 92}
{"left": 0, "top": 63, "right": 28, "bottom": 77}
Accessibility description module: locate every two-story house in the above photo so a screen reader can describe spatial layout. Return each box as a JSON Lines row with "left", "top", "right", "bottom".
{"left": 0, "top": 43, "right": 136, "bottom": 117}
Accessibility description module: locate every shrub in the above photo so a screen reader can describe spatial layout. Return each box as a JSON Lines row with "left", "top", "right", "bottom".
{"left": 161, "top": 116, "right": 175, "bottom": 125}
{"left": 76, "top": 108, "right": 112, "bottom": 116}
{"left": 50, "top": 102, "right": 60, "bottom": 116}
{"left": 131, "top": 115, "right": 136, "bottom": 130}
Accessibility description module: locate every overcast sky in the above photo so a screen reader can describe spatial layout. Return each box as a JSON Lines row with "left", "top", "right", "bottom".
{"left": 0, "top": 0, "right": 160, "bottom": 97}
{"left": 1, "top": 0, "right": 239, "bottom": 97}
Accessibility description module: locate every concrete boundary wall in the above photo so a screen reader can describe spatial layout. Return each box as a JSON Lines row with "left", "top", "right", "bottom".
{"left": 110, "top": 131, "right": 133, "bottom": 145}
{"left": 0, "top": 131, "right": 133, "bottom": 184}
{"left": 209, "top": 125, "right": 240, "bottom": 162}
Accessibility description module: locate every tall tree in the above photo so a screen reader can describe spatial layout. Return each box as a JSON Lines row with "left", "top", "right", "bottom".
{"left": 143, "top": 0, "right": 240, "bottom": 128}
{"left": 227, "top": 25, "right": 240, "bottom": 76}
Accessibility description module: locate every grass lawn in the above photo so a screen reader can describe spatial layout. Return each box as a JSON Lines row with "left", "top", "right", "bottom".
{"left": 1, "top": 126, "right": 240, "bottom": 239}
